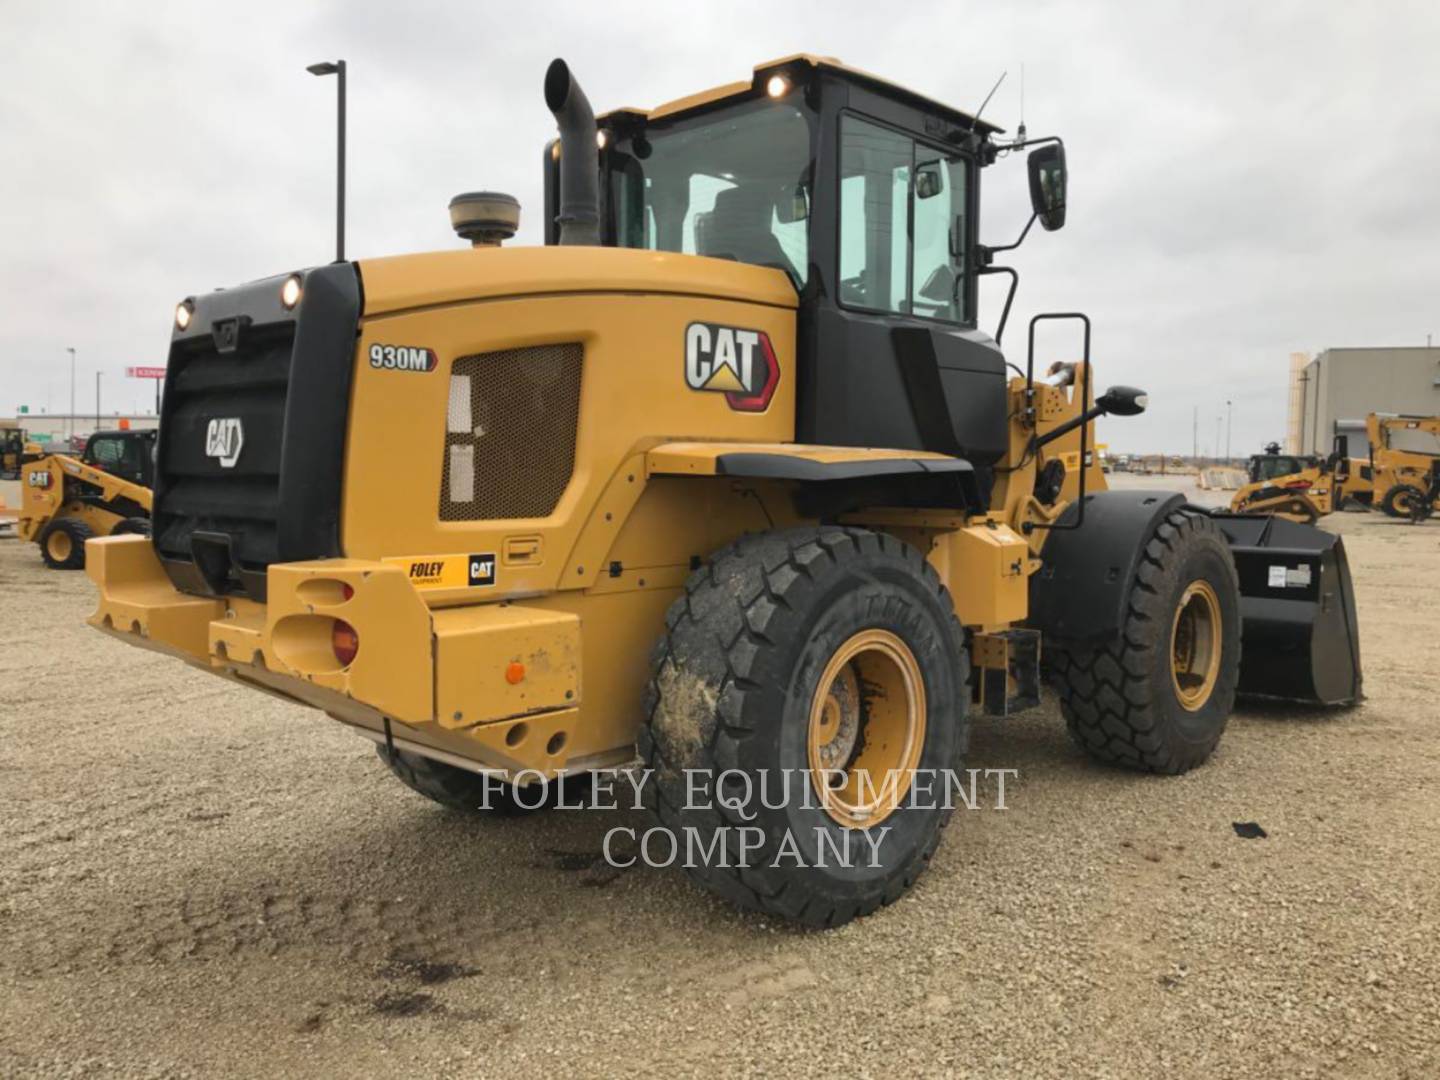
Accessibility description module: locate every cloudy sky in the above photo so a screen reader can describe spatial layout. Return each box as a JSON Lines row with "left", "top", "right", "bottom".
{"left": 4, "top": 1, "right": 1438, "bottom": 454}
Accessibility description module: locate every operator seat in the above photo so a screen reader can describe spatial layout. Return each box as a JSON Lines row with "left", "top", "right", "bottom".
{"left": 696, "top": 186, "right": 794, "bottom": 278}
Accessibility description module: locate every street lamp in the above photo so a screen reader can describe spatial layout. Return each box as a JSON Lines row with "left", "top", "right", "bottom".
{"left": 96, "top": 371, "right": 102, "bottom": 430}
{"left": 67, "top": 347, "right": 76, "bottom": 440}
{"left": 307, "top": 59, "right": 347, "bottom": 262}
{"left": 1225, "top": 399, "right": 1232, "bottom": 463}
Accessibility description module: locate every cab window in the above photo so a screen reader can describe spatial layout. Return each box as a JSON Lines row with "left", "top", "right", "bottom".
{"left": 838, "top": 114, "right": 970, "bottom": 323}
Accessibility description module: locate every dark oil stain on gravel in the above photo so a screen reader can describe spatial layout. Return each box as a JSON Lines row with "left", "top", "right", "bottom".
{"left": 381, "top": 953, "right": 480, "bottom": 985}
{"left": 373, "top": 991, "right": 440, "bottom": 1018}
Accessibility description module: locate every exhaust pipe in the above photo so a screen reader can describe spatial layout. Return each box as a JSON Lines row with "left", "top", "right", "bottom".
{"left": 544, "top": 58, "right": 600, "bottom": 246}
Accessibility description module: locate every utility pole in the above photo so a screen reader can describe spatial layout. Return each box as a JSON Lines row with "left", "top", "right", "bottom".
{"left": 1226, "top": 399, "right": 1233, "bottom": 462}
{"left": 1192, "top": 406, "right": 1198, "bottom": 466}
{"left": 1215, "top": 416, "right": 1222, "bottom": 467}
{"left": 67, "top": 347, "right": 76, "bottom": 440}
{"left": 307, "top": 59, "right": 347, "bottom": 261}
{"left": 95, "top": 371, "right": 103, "bottom": 430}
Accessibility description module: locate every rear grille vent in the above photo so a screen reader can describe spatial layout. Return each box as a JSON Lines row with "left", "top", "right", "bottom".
{"left": 440, "top": 343, "right": 583, "bottom": 521}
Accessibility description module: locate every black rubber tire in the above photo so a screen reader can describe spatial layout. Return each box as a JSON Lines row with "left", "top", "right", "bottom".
{"left": 377, "top": 746, "right": 557, "bottom": 815}
{"left": 110, "top": 517, "right": 151, "bottom": 537}
{"left": 639, "top": 526, "right": 969, "bottom": 929}
{"left": 38, "top": 518, "right": 92, "bottom": 570}
{"left": 1046, "top": 507, "right": 1241, "bottom": 775}
{"left": 1381, "top": 484, "right": 1426, "bottom": 520}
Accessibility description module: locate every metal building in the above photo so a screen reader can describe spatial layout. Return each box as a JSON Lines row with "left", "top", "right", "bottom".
{"left": 1290, "top": 347, "right": 1440, "bottom": 455}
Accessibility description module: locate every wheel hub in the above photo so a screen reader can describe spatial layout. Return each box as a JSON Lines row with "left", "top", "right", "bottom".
{"left": 807, "top": 629, "right": 926, "bottom": 827}
{"left": 1171, "top": 580, "right": 1221, "bottom": 711}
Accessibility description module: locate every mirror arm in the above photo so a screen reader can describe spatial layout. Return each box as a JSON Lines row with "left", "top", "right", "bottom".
{"left": 1001, "top": 134, "right": 1064, "bottom": 154}
{"left": 986, "top": 211, "right": 1038, "bottom": 257}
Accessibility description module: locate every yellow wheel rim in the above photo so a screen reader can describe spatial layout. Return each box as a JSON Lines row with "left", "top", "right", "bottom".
{"left": 47, "top": 530, "right": 72, "bottom": 562}
{"left": 1170, "top": 580, "right": 1221, "bottom": 711}
{"left": 807, "top": 629, "right": 926, "bottom": 828}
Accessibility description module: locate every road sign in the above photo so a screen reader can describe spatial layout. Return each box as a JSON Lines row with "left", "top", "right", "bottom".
{"left": 126, "top": 366, "right": 167, "bottom": 379}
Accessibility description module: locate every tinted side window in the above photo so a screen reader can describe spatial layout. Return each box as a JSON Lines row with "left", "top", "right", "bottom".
{"left": 838, "top": 115, "right": 970, "bottom": 324}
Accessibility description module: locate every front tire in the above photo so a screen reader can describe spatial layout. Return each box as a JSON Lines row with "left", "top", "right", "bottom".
{"left": 38, "top": 518, "right": 92, "bottom": 570}
{"left": 1047, "top": 507, "right": 1241, "bottom": 774}
{"left": 639, "top": 526, "right": 969, "bottom": 928}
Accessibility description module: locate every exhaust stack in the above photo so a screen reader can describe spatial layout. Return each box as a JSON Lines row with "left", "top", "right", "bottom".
{"left": 544, "top": 58, "right": 600, "bottom": 246}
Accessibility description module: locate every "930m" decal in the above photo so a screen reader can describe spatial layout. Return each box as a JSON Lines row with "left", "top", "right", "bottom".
{"left": 369, "top": 343, "right": 438, "bottom": 372}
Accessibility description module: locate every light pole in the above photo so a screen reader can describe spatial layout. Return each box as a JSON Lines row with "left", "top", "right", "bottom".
{"left": 1225, "top": 399, "right": 1232, "bottom": 463}
{"left": 95, "top": 371, "right": 103, "bottom": 430}
{"left": 67, "top": 347, "right": 76, "bottom": 441}
{"left": 307, "top": 59, "right": 347, "bottom": 262}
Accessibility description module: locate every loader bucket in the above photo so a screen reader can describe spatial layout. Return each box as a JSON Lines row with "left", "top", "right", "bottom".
{"left": 1214, "top": 513, "right": 1362, "bottom": 705}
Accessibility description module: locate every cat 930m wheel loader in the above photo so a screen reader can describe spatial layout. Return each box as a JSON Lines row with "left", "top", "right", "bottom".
{"left": 87, "top": 56, "right": 1362, "bottom": 927}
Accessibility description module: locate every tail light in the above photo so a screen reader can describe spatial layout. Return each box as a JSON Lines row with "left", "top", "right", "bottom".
{"left": 332, "top": 620, "right": 359, "bottom": 666}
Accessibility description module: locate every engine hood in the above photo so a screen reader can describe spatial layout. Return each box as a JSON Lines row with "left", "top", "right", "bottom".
{"left": 358, "top": 245, "right": 798, "bottom": 318}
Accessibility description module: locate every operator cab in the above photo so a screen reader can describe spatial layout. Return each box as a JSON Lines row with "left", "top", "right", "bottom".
{"left": 83, "top": 429, "right": 157, "bottom": 488}
{"left": 544, "top": 55, "right": 1070, "bottom": 499}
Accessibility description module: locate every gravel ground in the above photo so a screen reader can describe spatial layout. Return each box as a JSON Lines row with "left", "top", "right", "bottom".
{"left": 2, "top": 475, "right": 1438, "bottom": 1078}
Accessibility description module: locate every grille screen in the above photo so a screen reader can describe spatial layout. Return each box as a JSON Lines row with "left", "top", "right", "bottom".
{"left": 440, "top": 343, "right": 583, "bottom": 521}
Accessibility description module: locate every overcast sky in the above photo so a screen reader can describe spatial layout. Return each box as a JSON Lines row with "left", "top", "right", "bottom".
{"left": 3, "top": 1, "right": 1438, "bottom": 454}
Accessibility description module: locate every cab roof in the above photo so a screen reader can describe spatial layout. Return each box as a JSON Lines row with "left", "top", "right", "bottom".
{"left": 597, "top": 53, "right": 1004, "bottom": 136}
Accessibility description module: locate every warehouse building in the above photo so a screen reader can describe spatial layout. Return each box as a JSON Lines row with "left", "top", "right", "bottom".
{"left": 1, "top": 412, "right": 159, "bottom": 450}
{"left": 1289, "top": 347, "right": 1440, "bottom": 455}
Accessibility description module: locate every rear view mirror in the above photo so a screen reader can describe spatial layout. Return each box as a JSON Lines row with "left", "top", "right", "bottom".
{"left": 1097, "top": 385, "right": 1148, "bottom": 416}
{"left": 1027, "top": 143, "right": 1067, "bottom": 231}
{"left": 915, "top": 161, "right": 943, "bottom": 199}
{"left": 775, "top": 183, "right": 809, "bottom": 224}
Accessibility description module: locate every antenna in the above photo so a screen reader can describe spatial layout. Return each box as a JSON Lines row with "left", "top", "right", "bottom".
{"left": 1016, "top": 63, "right": 1027, "bottom": 143}
{"left": 973, "top": 70, "right": 1006, "bottom": 127}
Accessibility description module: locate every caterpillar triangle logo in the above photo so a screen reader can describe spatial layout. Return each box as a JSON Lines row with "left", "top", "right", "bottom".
{"left": 684, "top": 322, "right": 780, "bottom": 412}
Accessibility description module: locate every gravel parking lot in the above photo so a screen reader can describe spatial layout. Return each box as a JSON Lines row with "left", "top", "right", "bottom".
{"left": 2, "top": 475, "right": 1438, "bottom": 1078}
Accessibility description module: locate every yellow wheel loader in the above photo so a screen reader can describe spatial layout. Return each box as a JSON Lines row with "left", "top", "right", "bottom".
{"left": 1366, "top": 413, "right": 1440, "bottom": 519}
{"left": 87, "top": 56, "right": 1362, "bottom": 926}
{"left": 19, "top": 430, "right": 155, "bottom": 569}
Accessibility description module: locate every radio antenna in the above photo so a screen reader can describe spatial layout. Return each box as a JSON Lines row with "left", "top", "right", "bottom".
{"left": 973, "top": 70, "right": 1006, "bottom": 127}
{"left": 1017, "top": 63, "right": 1027, "bottom": 143}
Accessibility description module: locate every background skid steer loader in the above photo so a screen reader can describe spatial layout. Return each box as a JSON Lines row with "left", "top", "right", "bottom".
{"left": 86, "top": 55, "right": 1361, "bottom": 927}
{"left": 20, "top": 430, "right": 155, "bottom": 569}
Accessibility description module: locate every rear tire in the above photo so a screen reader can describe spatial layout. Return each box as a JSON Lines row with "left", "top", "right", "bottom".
{"left": 1381, "top": 484, "right": 1426, "bottom": 520}
{"left": 1047, "top": 507, "right": 1241, "bottom": 774}
{"left": 377, "top": 746, "right": 558, "bottom": 815}
{"left": 38, "top": 518, "right": 92, "bottom": 570}
{"left": 639, "top": 526, "right": 969, "bottom": 928}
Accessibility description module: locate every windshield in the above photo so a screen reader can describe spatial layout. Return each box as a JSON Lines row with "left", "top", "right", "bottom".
{"left": 608, "top": 100, "right": 812, "bottom": 284}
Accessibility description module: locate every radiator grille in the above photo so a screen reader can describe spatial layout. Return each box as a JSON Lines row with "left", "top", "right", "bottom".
{"left": 440, "top": 343, "right": 583, "bottom": 521}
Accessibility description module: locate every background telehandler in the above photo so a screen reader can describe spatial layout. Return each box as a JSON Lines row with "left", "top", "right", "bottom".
{"left": 1366, "top": 413, "right": 1440, "bottom": 519}
{"left": 86, "top": 55, "right": 1361, "bottom": 926}
{"left": 19, "top": 429, "right": 155, "bottom": 568}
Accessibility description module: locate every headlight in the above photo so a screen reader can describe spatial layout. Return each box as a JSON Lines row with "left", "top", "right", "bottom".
{"left": 280, "top": 274, "right": 303, "bottom": 309}
{"left": 175, "top": 300, "right": 193, "bottom": 331}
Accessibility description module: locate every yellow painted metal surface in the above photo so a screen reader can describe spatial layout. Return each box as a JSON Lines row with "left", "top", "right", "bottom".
{"left": 86, "top": 536, "right": 220, "bottom": 662}
{"left": 646, "top": 441, "right": 953, "bottom": 476}
{"left": 926, "top": 521, "right": 1031, "bottom": 629}
{"left": 433, "top": 604, "right": 580, "bottom": 730}
{"left": 358, "top": 245, "right": 797, "bottom": 318}
{"left": 342, "top": 286, "right": 798, "bottom": 602}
